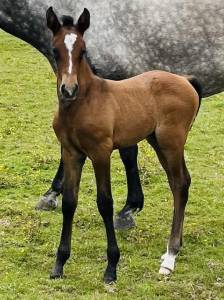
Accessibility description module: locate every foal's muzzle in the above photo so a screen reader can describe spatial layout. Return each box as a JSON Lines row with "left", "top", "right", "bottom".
{"left": 60, "top": 84, "right": 78, "bottom": 101}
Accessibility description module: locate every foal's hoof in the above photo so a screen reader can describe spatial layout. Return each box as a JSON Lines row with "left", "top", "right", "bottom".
{"left": 104, "top": 272, "right": 117, "bottom": 284}
{"left": 159, "top": 252, "right": 175, "bottom": 276}
{"left": 114, "top": 211, "right": 135, "bottom": 230}
{"left": 159, "top": 266, "right": 172, "bottom": 276}
{"left": 50, "top": 273, "right": 63, "bottom": 279}
{"left": 50, "top": 269, "right": 63, "bottom": 279}
{"left": 104, "top": 265, "right": 117, "bottom": 284}
{"left": 35, "top": 190, "right": 58, "bottom": 211}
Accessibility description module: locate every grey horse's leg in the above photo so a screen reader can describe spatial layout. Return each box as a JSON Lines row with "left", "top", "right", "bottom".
{"left": 114, "top": 145, "right": 144, "bottom": 230}
{"left": 36, "top": 150, "right": 63, "bottom": 210}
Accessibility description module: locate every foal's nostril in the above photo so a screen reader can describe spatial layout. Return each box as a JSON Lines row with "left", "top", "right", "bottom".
{"left": 61, "top": 84, "right": 67, "bottom": 97}
{"left": 61, "top": 84, "right": 78, "bottom": 99}
{"left": 72, "top": 84, "right": 78, "bottom": 97}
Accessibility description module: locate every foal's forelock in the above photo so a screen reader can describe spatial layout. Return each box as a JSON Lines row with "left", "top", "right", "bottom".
{"left": 64, "top": 33, "right": 77, "bottom": 74}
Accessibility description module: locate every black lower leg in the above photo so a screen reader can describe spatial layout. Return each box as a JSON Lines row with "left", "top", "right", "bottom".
{"left": 97, "top": 192, "right": 120, "bottom": 283}
{"left": 51, "top": 189, "right": 76, "bottom": 278}
{"left": 43, "top": 157, "right": 64, "bottom": 197}
{"left": 168, "top": 162, "right": 191, "bottom": 254}
{"left": 114, "top": 146, "right": 144, "bottom": 229}
{"left": 51, "top": 157, "right": 64, "bottom": 195}
{"left": 36, "top": 151, "right": 64, "bottom": 210}
{"left": 119, "top": 145, "right": 144, "bottom": 212}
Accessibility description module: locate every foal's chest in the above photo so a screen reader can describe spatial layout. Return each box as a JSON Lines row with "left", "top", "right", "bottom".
{"left": 53, "top": 112, "right": 79, "bottom": 149}
{"left": 53, "top": 110, "right": 101, "bottom": 154}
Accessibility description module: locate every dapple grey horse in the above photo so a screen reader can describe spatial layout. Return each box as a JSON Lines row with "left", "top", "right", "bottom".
{"left": 0, "top": 0, "right": 224, "bottom": 273}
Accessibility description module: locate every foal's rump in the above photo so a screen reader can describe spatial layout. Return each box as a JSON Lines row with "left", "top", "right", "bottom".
{"left": 147, "top": 71, "right": 200, "bottom": 130}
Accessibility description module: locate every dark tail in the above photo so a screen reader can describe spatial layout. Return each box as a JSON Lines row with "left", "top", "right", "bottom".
{"left": 187, "top": 76, "right": 202, "bottom": 116}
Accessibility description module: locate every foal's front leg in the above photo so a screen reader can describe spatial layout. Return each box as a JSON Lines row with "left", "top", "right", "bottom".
{"left": 92, "top": 149, "right": 120, "bottom": 283}
{"left": 50, "top": 149, "right": 86, "bottom": 278}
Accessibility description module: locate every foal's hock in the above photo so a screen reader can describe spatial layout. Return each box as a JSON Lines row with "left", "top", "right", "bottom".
{"left": 47, "top": 7, "right": 201, "bottom": 283}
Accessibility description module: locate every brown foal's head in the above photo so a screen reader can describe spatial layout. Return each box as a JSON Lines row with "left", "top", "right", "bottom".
{"left": 46, "top": 7, "right": 90, "bottom": 103}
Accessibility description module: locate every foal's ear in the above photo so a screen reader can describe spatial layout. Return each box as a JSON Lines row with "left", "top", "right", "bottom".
{"left": 46, "top": 7, "right": 61, "bottom": 35}
{"left": 76, "top": 8, "right": 90, "bottom": 35}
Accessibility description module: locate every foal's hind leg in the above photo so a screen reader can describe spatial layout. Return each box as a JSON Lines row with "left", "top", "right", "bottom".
{"left": 114, "top": 145, "right": 144, "bottom": 230}
{"left": 36, "top": 147, "right": 64, "bottom": 210}
{"left": 147, "top": 131, "right": 191, "bottom": 275}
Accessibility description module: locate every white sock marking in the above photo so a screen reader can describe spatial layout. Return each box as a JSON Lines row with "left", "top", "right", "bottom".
{"left": 64, "top": 33, "right": 77, "bottom": 74}
{"left": 159, "top": 249, "right": 177, "bottom": 275}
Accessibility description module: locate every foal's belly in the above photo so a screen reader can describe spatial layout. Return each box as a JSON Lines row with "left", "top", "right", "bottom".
{"left": 113, "top": 115, "right": 156, "bottom": 149}
{"left": 111, "top": 90, "right": 157, "bottom": 148}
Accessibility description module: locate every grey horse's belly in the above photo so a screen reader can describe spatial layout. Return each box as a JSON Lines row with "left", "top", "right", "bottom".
{"left": 1, "top": 0, "right": 224, "bottom": 96}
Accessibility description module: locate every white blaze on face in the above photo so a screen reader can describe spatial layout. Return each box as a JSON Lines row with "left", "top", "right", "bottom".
{"left": 64, "top": 33, "right": 77, "bottom": 74}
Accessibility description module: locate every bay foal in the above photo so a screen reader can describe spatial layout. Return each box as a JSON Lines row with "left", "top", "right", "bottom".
{"left": 47, "top": 7, "right": 201, "bottom": 283}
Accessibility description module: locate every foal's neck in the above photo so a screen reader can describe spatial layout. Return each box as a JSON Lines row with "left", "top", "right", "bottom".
{"left": 78, "top": 54, "right": 97, "bottom": 96}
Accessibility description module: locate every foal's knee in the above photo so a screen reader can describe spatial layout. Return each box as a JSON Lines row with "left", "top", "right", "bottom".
{"left": 62, "top": 191, "right": 77, "bottom": 217}
{"left": 97, "top": 192, "right": 113, "bottom": 218}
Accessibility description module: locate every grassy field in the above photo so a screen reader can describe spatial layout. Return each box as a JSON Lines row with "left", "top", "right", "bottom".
{"left": 0, "top": 30, "right": 223, "bottom": 300}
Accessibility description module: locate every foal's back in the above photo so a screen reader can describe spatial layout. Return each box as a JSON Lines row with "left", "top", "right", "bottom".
{"left": 104, "top": 71, "right": 199, "bottom": 148}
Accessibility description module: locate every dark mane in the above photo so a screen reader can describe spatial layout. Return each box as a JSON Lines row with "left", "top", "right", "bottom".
{"left": 61, "top": 15, "right": 74, "bottom": 27}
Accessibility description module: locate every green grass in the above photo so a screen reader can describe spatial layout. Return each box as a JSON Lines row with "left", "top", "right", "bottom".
{"left": 0, "top": 30, "right": 223, "bottom": 300}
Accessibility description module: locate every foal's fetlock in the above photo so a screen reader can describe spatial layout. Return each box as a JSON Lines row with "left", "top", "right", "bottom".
{"left": 104, "top": 247, "right": 120, "bottom": 283}
{"left": 50, "top": 256, "right": 65, "bottom": 279}
{"left": 50, "top": 248, "right": 70, "bottom": 279}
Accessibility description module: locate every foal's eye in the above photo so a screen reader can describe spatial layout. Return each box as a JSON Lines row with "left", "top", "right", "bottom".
{"left": 53, "top": 48, "right": 60, "bottom": 61}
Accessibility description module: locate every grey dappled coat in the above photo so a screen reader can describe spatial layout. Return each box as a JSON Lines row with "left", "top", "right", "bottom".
{"left": 0, "top": 0, "right": 224, "bottom": 96}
